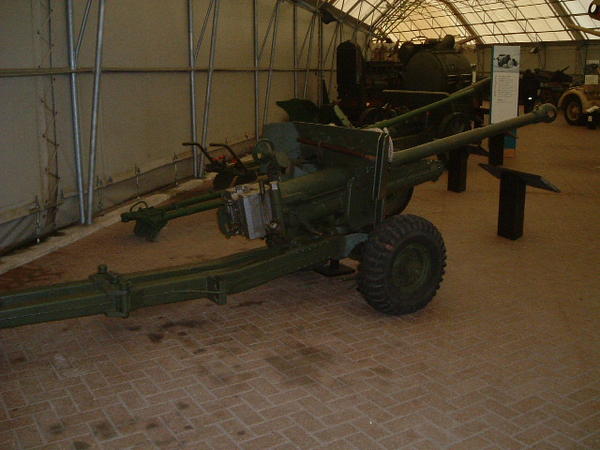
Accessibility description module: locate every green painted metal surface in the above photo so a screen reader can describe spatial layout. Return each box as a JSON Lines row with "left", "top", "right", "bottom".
{"left": 0, "top": 235, "right": 366, "bottom": 328}
{"left": 366, "top": 78, "right": 490, "bottom": 130}
{"left": 392, "top": 104, "right": 557, "bottom": 166}
{"left": 0, "top": 106, "right": 557, "bottom": 329}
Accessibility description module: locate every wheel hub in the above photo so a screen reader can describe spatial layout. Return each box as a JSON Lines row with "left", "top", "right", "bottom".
{"left": 391, "top": 242, "right": 430, "bottom": 294}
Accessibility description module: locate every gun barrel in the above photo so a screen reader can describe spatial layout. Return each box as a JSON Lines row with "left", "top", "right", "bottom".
{"left": 364, "top": 77, "right": 491, "bottom": 130}
{"left": 391, "top": 103, "right": 557, "bottom": 166}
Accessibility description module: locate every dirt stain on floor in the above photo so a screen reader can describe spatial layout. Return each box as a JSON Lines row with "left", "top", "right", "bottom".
{"left": 234, "top": 300, "right": 264, "bottom": 308}
{"left": 160, "top": 319, "right": 205, "bottom": 329}
{"left": 265, "top": 343, "right": 333, "bottom": 386}
{"left": 47, "top": 423, "right": 65, "bottom": 435}
{"left": 0, "top": 264, "right": 65, "bottom": 290}
{"left": 147, "top": 332, "right": 164, "bottom": 343}
{"left": 91, "top": 421, "right": 117, "bottom": 440}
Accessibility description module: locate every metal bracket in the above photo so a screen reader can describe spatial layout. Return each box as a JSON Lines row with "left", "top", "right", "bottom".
{"left": 90, "top": 265, "right": 132, "bottom": 317}
{"left": 206, "top": 277, "right": 227, "bottom": 305}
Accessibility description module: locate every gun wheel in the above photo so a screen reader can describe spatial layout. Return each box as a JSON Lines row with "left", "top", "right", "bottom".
{"left": 358, "top": 214, "right": 446, "bottom": 315}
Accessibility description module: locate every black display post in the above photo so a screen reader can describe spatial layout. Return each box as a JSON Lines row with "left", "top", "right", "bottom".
{"left": 488, "top": 134, "right": 505, "bottom": 166}
{"left": 480, "top": 164, "right": 560, "bottom": 240}
{"left": 447, "top": 145, "right": 489, "bottom": 193}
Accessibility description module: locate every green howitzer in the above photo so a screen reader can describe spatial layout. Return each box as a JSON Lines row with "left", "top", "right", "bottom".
{"left": 0, "top": 104, "right": 556, "bottom": 329}
{"left": 278, "top": 78, "right": 491, "bottom": 135}
{"left": 369, "top": 77, "right": 491, "bottom": 131}
{"left": 122, "top": 141, "right": 261, "bottom": 241}
{"left": 124, "top": 79, "right": 491, "bottom": 240}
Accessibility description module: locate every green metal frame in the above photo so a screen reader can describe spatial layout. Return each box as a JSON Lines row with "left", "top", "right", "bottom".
{"left": 0, "top": 234, "right": 367, "bottom": 329}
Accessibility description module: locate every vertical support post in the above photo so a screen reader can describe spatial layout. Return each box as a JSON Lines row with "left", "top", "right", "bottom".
{"left": 187, "top": 0, "right": 199, "bottom": 178}
{"left": 447, "top": 147, "right": 469, "bottom": 192}
{"left": 262, "top": 0, "right": 280, "bottom": 130}
{"left": 488, "top": 134, "right": 504, "bottom": 166}
{"left": 497, "top": 173, "right": 526, "bottom": 240}
{"left": 253, "top": 0, "right": 260, "bottom": 140}
{"left": 317, "top": 5, "right": 323, "bottom": 106}
{"left": 303, "top": 15, "right": 315, "bottom": 99}
{"left": 292, "top": 3, "right": 298, "bottom": 98}
{"left": 200, "top": 0, "right": 221, "bottom": 176}
{"left": 66, "top": 0, "right": 85, "bottom": 224}
{"left": 326, "top": 21, "right": 340, "bottom": 98}
{"left": 74, "top": 0, "right": 93, "bottom": 60}
{"left": 85, "top": 0, "right": 105, "bottom": 224}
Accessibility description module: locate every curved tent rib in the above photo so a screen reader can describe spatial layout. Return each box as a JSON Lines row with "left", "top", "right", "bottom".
{"left": 327, "top": 0, "right": 600, "bottom": 43}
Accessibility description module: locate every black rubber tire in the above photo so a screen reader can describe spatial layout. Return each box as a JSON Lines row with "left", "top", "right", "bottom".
{"left": 359, "top": 107, "right": 397, "bottom": 126}
{"left": 357, "top": 214, "right": 446, "bottom": 315}
{"left": 564, "top": 96, "right": 584, "bottom": 126}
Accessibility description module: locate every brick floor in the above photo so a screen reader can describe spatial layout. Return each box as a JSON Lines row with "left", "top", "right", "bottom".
{"left": 0, "top": 116, "right": 599, "bottom": 449}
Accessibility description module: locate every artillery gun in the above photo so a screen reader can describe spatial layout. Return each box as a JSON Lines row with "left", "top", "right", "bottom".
{"left": 0, "top": 105, "right": 557, "bottom": 329}
{"left": 128, "top": 78, "right": 492, "bottom": 241}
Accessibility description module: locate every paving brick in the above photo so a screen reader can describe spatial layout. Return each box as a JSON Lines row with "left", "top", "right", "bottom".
{"left": 241, "top": 431, "right": 287, "bottom": 449}
{"left": 13, "top": 424, "right": 44, "bottom": 449}
{"left": 514, "top": 424, "right": 555, "bottom": 446}
{"left": 481, "top": 428, "right": 523, "bottom": 449}
{"left": 290, "top": 411, "right": 325, "bottom": 433}
{"left": 582, "top": 432, "right": 600, "bottom": 449}
{"left": 379, "top": 429, "right": 422, "bottom": 449}
{"left": 282, "top": 425, "right": 320, "bottom": 448}
{"left": 102, "top": 432, "right": 152, "bottom": 449}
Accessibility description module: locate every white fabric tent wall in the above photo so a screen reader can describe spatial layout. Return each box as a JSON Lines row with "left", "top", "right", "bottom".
{"left": 0, "top": 0, "right": 366, "bottom": 253}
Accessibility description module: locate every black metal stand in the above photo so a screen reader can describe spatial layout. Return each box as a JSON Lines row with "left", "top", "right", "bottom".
{"left": 480, "top": 164, "right": 560, "bottom": 240}
{"left": 314, "top": 259, "right": 355, "bottom": 277}
{"left": 488, "top": 134, "right": 505, "bottom": 166}
{"left": 447, "top": 145, "right": 489, "bottom": 193}
{"left": 447, "top": 147, "right": 469, "bottom": 192}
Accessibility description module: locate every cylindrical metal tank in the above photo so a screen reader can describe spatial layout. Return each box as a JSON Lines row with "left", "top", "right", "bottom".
{"left": 336, "top": 41, "right": 364, "bottom": 99}
{"left": 402, "top": 50, "right": 472, "bottom": 93}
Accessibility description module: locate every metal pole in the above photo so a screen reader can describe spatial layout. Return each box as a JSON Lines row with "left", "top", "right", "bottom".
{"left": 317, "top": 6, "right": 323, "bottom": 106}
{"left": 293, "top": 3, "right": 298, "bottom": 98}
{"left": 258, "top": 5, "right": 277, "bottom": 61}
{"left": 253, "top": 0, "right": 260, "bottom": 140}
{"left": 188, "top": 0, "right": 199, "bottom": 177}
{"left": 262, "top": 0, "right": 280, "bottom": 129}
{"left": 85, "top": 0, "right": 105, "bottom": 224}
{"left": 66, "top": 0, "right": 85, "bottom": 224}
{"left": 303, "top": 14, "right": 315, "bottom": 99}
{"left": 200, "top": 0, "right": 221, "bottom": 176}
{"left": 75, "top": 0, "right": 93, "bottom": 61}
{"left": 327, "top": 22, "right": 340, "bottom": 98}
{"left": 194, "top": 0, "right": 214, "bottom": 60}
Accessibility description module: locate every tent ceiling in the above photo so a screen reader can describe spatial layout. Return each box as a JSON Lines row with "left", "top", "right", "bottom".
{"left": 327, "top": 0, "right": 600, "bottom": 43}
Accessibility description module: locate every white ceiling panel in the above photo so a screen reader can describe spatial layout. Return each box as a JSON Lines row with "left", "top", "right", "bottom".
{"left": 328, "top": 0, "right": 600, "bottom": 43}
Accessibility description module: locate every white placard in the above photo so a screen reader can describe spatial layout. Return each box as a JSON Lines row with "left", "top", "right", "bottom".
{"left": 491, "top": 46, "right": 520, "bottom": 124}
{"left": 584, "top": 60, "right": 599, "bottom": 85}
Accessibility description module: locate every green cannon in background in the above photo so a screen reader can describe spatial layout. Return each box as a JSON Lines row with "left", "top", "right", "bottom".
{"left": 0, "top": 104, "right": 556, "bottom": 329}
{"left": 278, "top": 77, "right": 490, "bottom": 141}
{"left": 124, "top": 78, "right": 491, "bottom": 241}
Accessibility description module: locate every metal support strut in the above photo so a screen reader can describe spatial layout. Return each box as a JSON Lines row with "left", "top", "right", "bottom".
{"left": 86, "top": 0, "right": 106, "bottom": 224}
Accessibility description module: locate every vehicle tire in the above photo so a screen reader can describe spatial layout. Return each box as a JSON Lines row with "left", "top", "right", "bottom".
{"left": 436, "top": 112, "right": 470, "bottom": 164}
{"left": 357, "top": 214, "right": 446, "bottom": 315}
{"left": 359, "top": 107, "right": 396, "bottom": 126}
{"left": 564, "top": 96, "right": 584, "bottom": 126}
